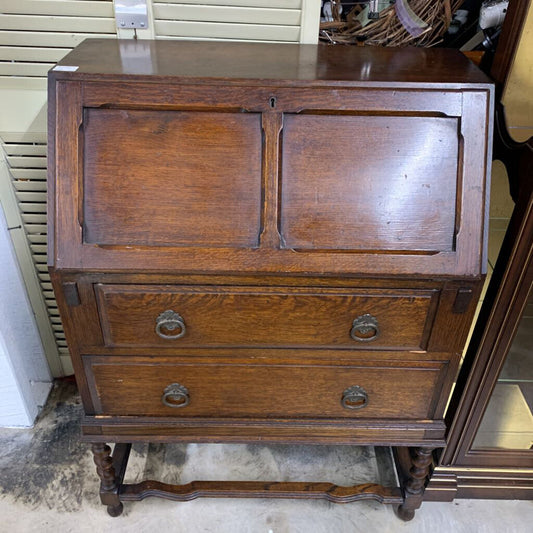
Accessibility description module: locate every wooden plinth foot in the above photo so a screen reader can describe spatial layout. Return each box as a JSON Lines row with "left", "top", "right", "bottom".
{"left": 107, "top": 503, "right": 124, "bottom": 517}
{"left": 394, "top": 504, "right": 416, "bottom": 521}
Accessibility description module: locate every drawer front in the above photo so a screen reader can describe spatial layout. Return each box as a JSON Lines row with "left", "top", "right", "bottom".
{"left": 84, "top": 356, "right": 445, "bottom": 420}
{"left": 95, "top": 285, "right": 439, "bottom": 350}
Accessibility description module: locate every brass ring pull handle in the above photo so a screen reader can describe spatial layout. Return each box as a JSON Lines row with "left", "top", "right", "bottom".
{"left": 161, "top": 383, "right": 190, "bottom": 408}
{"left": 341, "top": 385, "right": 369, "bottom": 409}
{"left": 155, "top": 310, "right": 186, "bottom": 340}
{"left": 350, "top": 314, "right": 379, "bottom": 342}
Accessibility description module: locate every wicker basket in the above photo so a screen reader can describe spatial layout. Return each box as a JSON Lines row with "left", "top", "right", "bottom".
{"left": 320, "top": 0, "right": 465, "bottom": 47}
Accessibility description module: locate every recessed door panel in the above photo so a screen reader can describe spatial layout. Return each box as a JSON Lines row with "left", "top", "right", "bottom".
{"left": 82, "top": 109, "right": 262, "bottom": 247}
{"left": 281, "top": 114, "right": 460, "bottom": 253}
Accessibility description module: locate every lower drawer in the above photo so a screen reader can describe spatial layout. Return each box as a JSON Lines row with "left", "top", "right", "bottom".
{"left": 84, "top": 356, "right": 445, "bottom": 420}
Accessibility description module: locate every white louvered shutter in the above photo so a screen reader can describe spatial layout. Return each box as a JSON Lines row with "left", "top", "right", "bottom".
{"left": 0, "top": 0, "right": 118, "bottom": 90}
{"left": 0, "top": 0, "right": 119, "bottom": 376}
{"left": 0, "top": 134, "right": 70, "bottom": 375}
{"left": 152, "top": 0, "right": 307, "bottom": 43}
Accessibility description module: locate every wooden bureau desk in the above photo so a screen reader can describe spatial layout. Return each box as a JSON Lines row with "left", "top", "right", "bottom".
{"left": 48, "top": 39, "right": 493, "bottom": 520}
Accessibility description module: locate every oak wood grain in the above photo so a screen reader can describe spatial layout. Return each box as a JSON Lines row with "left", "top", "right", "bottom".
{"left": 281, "top": 114, "right": 459, "bottom": 252}
{"left": 49, "top": 52, "right": 492, "bottom": 277}
{"left": 84, "top": 355, "right": 444, "bottom": 419}
{"left": 80, "top": 83, "right": 463, "bottom": 117}
{"left": 119, "top": 480, "right": 403, "bottom": 504}
{"left": 83, "top": 109, "right": 262, "bottom": 247}
{"left": 48, "top": 41, "right": 492, "bottom": 517}
{"left": 82, "top": 416, "right": 447, "bottom": 447}
{"left": 95, "top": 284, "right": 438, "bottom": 350}
{"left": 51, "top": 39, "right": 492, "bottom": 87}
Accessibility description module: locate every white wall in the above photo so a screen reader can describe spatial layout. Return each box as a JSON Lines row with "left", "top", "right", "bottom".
{"left": 0, "top": 202, "right": 52, "bottom": 427}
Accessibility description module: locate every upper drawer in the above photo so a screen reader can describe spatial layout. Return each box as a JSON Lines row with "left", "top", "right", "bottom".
{"left": 95, "top": 284, "right": 438, "bottom": 350}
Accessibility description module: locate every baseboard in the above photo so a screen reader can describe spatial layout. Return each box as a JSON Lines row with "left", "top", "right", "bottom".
{"left": 426, "top": 467, "right": 533, "bottom": 501}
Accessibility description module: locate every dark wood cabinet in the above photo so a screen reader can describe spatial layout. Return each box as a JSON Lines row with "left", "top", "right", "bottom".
{"left": 426, "top": 0, "right": 533, "bottom": 500}
{"left": 48, "top": 39, "right": 493, "bottom": 519}
{"left": 427, "top": 153, "right": 532, "bottom": 500}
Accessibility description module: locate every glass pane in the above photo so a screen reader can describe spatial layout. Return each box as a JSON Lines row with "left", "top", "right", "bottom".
{"left": 473, "top": 288, "right": 533, "bottom": 450}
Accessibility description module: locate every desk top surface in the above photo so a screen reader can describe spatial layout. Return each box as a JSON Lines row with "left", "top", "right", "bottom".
{"left": 50, "top": 39, "right": 492, "bottom": 88}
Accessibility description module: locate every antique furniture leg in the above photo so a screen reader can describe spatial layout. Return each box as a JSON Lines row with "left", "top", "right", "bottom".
{"left": 394, "top": 446, "right": 435, "bottom": 521}
{"left": 88, "top": 441, "right": 404, "bottom": 516}
{"left": 88, "top": 442, "right": 439, "bottom": 518}
{"left": 91, "top": 442, "right": 131, "bottom": 517}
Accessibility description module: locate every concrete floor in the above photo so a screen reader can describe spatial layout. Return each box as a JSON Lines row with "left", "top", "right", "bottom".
{"left": 1, "top": 382, "right": 532, "bottom": 533}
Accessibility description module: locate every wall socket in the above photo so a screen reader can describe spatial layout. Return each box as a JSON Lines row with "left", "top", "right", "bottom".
{"left": 114, "top": 0, "right": 149, "bottom": 30}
